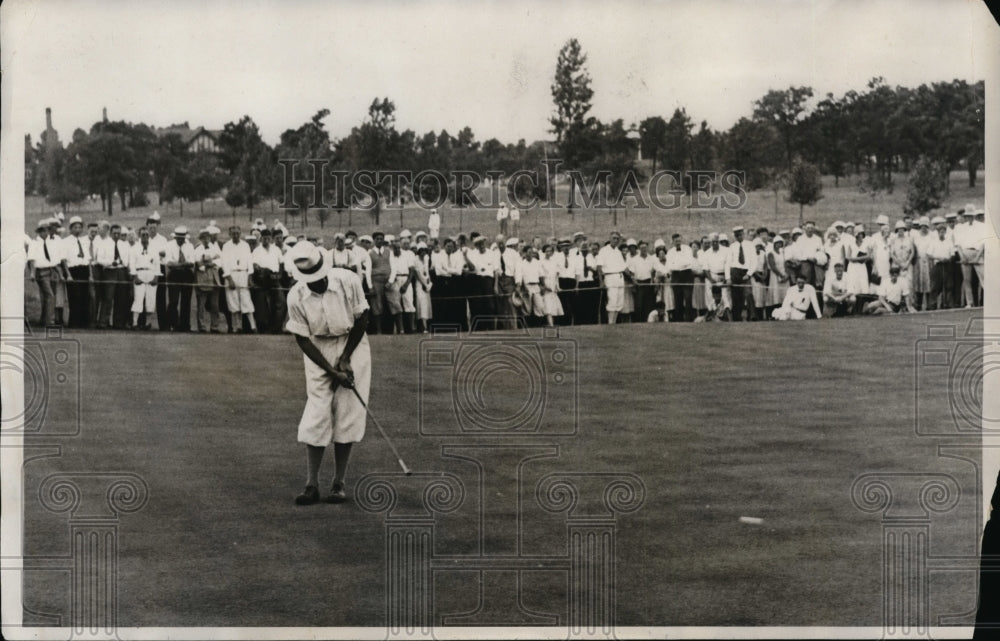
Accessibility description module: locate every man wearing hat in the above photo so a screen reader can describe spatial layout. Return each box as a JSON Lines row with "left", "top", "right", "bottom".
{"left": 863, "top": 266, "right": 909, "bottom": 315}
{"left": 954, "top": 205, "right": 985, "bottom": 307}
{"left": 663, "top": 234, "right": 696, "bottom": 322}
{"left": 822, "top": 262, "right": 854, "bottom": 317}
{"left": 368, "top": 231, "right": 392, "bottom": 334}
{"left": 163, "top": 226, "right": 196, "bottom": 331}
{"left": 221, "top": 225, "right": 257, "bottom": 333}
{"left": 464, "top": 234, "right": 498, "bottom": 329}
{"left": 128, "top": 227, "right": 161, "bottom": 330}
{"left": 285, "top": 241, "right": 372, "bottom": 505}
{"left": 91, "top": 220, "right": 125, "bottom": 329}
{"left": 108, "top": 224, "right": 133, "bottom": 328}
{"left": 27, "top": 220, "right": 62, "bottom": 326}
{"left": 573, "top": 242, "right": 601, "bottom": 325}
{"left": 252, "top": 228, "right": 283, "bottom": 332}
{"left": 143, "top": 212, "right": 170, "bottom": 330}
{"left": 798, "top": 221, "right": 824, "bottom": 287}
{"left": 496, "top": 236, "right": 522, "bottom": 329}
{"left": 727, "top": 225, "right": 757, "bottom": 321}
{"left": 555, "top": 238, "right": 577, "bottom": 325}
{"left": 772, "top": 273, "right": 822, "bottom": 321}
{"left": 193, "top": 229, "right": 224, "bottom": 332}
{"left": 595, "top": 232, "right": 627, "bottom": 324}
{"left": 62, "top": 215, "right": 92, "bottom": 328}
{"left": 497, "top": 202, "right": 509, "bottom": 236}
{"left": 925, "top": 217, "right": 955, "bottom": 311}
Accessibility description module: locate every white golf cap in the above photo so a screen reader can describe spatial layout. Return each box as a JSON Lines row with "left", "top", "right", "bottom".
{"left": 732, "top": 225, "right": 744, "bottom": 233}
{"left": 718, "top": 233, "right": 729, "bottom": 242}
{"left": 414, "top": 230, "right": 428, "bottom": 238}
{"left": 931, "top": 216, "right": 946, "bottom": 226}
{"left": 962, "top": 207, "right": 976, "bottom": 216}
{"left": 384, "top": 234, "right": 396, "bottom": 243}
{"left": 147, "top": 211, "right": 161, "bottom": 222}
{"left": 359, "top": 235, "right": 373, "bottom": 243}
{"left": 791, "top": 227, "right": 804, "bottom": 235}
{"left": 875, "top": 214, "right": 889, "bottom": 226}
{"left": 506, "top": 237, "right": 519, "bottom": 246}
{"left": 653, "top": 238, "right": 666, "bottom": 248}
{"left": 287, "top": 241, "right": 329, "bottom": 283}
{"left": 894, "top": 220, "right": 907, "bottom": 230}
{"left": 399, "top": 229, "right": 412, "bottom": 238}
{"left": 173, "top": 225, "right": 189, "bottom": 237}
{"left": 68, "top": 215, "right": 83, "bottom": 226}
{"left": 626, "top": 238, "right": 638, "bottom": 246}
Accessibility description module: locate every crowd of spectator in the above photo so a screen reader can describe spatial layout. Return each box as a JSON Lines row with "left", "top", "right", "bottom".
{"left": 25, "top": 203, "right": 987, "bottom": 333}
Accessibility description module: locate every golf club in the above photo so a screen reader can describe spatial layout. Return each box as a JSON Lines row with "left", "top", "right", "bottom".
{"left": 349, "top": 385, "right": 412, "bottom": 475}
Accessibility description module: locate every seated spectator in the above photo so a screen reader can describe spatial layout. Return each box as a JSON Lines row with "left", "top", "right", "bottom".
{"left": 647, "top": 300, "right": 667, "bottom": 323}
{"left": 772, "top": 274, "right": 822, "bottom": 321}
{"left": 864, "top": 266, "right": 910, "bottom": 315}
{"left": 822, "top": 262, "right": 855, "bottom": 317}
{"left": 695, "top": 286, "right": 731, "bottom": 322}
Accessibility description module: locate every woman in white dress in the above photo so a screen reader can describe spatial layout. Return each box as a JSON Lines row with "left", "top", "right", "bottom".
{"left": 413, "top": 242, "right": 433, "bottom": 332}
{"left": 911, "top": 217, "right": 933, "bottom": 310}
{"left": 539, "top": 244, "right": 564, "bottom": 327}
{"left": 765, "top": 236, "right": 789, "bottom": 315}
{"left": 844, "top": 228, "right": 871, "bottom": 296}
{"left": 652, "top": 245, "right": 674, "bottom": 316}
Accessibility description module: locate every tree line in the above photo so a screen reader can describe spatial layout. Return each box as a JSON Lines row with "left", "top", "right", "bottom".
{"left": 25, "top": 38, "right": 983, "bottom": 223}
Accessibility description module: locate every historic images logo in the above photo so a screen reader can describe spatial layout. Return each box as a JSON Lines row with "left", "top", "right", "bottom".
{"left": 358, "top": 320, "right": 645, "bottom": 638}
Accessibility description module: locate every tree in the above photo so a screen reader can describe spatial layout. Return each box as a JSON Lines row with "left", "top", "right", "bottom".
{"left": 151, "top": 132, "right": 189, "bottom": 205}
{"left": 218, "top": 115, "right": 270, "bottom": 218}
{"left": 174, "top": 151, "right": 225, "bottom": 215}
{"left": 752, "top": 86, "right": 814, "bottom": 170}
{"left": 904, "top": 156, "right": 947, "bottom": 215}
{"left": 550, "top": 39, "right": 601, "bottom": 171}
{"left": 276, "top": 109, "right": 334, "bottom": 224}
{"left": 662, "top": 108, "right": 694, "bottom": 191}
{"left": 786, "top": 159, "right": 823, "bottom": 225}
{"left": 638, "top": 116, "right": 667, "bottom": 173}
{"left": 719, "top": 117, "right": 783, "bottom": 191}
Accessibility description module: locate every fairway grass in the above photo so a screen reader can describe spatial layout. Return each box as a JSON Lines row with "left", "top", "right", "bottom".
{"left": 21, "top": 309, "right": 982, "bottom": 627}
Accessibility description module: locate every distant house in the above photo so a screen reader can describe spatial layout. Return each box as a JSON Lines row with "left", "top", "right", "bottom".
{"left": 153, "top": 123, "right": 223, "bottom": 154}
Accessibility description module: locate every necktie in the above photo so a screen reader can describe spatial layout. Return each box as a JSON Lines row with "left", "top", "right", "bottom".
{"left": 90, "top": 240, "right": 94, "bottom": 259}
{"left": 179, "top": 246, "right": 185, "bottom": 263}
{"left": 738, "top": 243, "right": 745, "bottom": 265}
{"left": 500, "top": 251, "right": 506, "bottom": 275}
{"left": 114, "top": 243, "right": 121, "bottom": 264}
{"left": 564, "top": 254, "right": 569, "bottom": 268}
{"left": 583, "top": 255, "right": 590, "bottom": 277}
{"left": 44, "top": 239, "right": 51, "bottom": 261}
{"left": 77, "top": 238, "right": 84, "bottom": 258}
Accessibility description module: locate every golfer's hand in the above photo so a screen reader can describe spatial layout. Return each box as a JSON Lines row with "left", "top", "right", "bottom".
{"left": 334, "top": 358, "right": 355, "bottom": 388}
{"left": 331, "top": 369, "right": 354, "bottom": 389}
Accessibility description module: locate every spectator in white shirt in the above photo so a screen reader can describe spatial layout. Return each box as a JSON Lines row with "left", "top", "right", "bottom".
{"left": 555, "top": 238, "right": 578, "bottom": 325}
{"left": 539, "top": 244, "right": 564, "bottom": 326}
{"left": 106, "top": 224, "right": 133, "bottom": 328}
{"left": 509, "top": 205, "right": 521, "bottom": 237}
{"left": 926, "top": 219, "right": 956, "bottom": 311}
{"left": 162, "top": 226, "right": 196, "bottom": 332}
{"left": 954, "top": 207, "right": 985, "bottom": 307}
{"left": 128, "top": 228, "right": 161, "bottom": 330}
{"left": 496, "top": 236, "right": 522, "bottom": 329}
{"left": 647, "top": 300, "right": 667, "bottom": 322}
{"left": 772, "top": 274, "right": 822, "bottom": 321}
{"left": 61, "top": 216, "right": 92, "bottom": 328}
{"left": 701, "top": 233, "right": 729, "bottom": 310}
{"left": 428, "top": 209, "right": 441, "bottom": 240}
{"left": 497, "top": 203, "right": 509, "bottom": 235}
{"left": 864, "top": 266, "right": 909, "bottom": 315}
{"left": 91, "top": 221, "right": 122, "bottom": 329}
{"left": 193, "top": 229, "right": 224, "bottom": 333}
{"left": 728, "top": 226, "right": 757, "bottom": 321}
{"left": 572, "top": 242, "right": 600, "bottom": 325}
{"left": 252, "top": 229, "right": 284, "bottom": 332}
{"left": 627, "top": 240, "right": 657, "bottom": 323}
{"left": 464, "top": 235, "right": 498, "bottom": 329}
{"left": 822, "top": 262, "right": 855, "bottom": 317}
{"left": 385, "top": 236, "right": 415, "bottom": 334}
{"left": 664, "top": 234, "right": 696, "bottom": 322}
{"left": 145, "top": 212, "right": 171, "bottom": 331}
{"left": 596, "top": 232, "right": 627, "bottom": 324}
{"left": 27, "top": 221, "right": 61, "bottom": 326}
{"left": 221, "top": 226, "right": 257, "bottom": 333}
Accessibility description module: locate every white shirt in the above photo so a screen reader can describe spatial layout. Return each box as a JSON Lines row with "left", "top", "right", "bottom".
{"left": 328, "top": 247, "right": 354, "bottom": 269}
{"left": 595, "top": 245, "right": 627, "bottom": 274}
{"left": 496, "top": 205, "right": 509, "bottom": 221}
{"left": 701, "top": 247, "right": 729, "bottom": 276}
{"left": 387, "top": 251, "right": 412, "bottom": 282}
{"left": 517, "top": 258, "right": 543, "bottom": 285}
{"left": 193, "top": 243, "right": 223, "bottom": 269}
{"left": 572, "top": 252, "right": 597, "bottom": 281}
{"left": 28, "top": 236, "right": 61, "bottom": 269}
{"left": 878, "top": 277, "right": 907, "bottom": 305}
{"left": 438, "top": 250, "right": 465, "bottom": 276}
{"left": 148, "top": 233, "right": 170, "bottom": 260}
{"left": 350, "top": 246, "right": 372, "bottom": 287}
{"left": 540, "top": 256, "right": 560, "bottom": 287}
{"left": 252, "top": 245, "right": 283, "bottom": 272}
{"left": 926, "top": 235, "right": 954, "bottom": 262}
{"left": 509, "top": 207, "right": 521, "bottom": 221}
{"left": 664, "top": 245, "right": 696, "bottom": 272}
{"left": 163, "top": 240, "right": 196, "bottom": 266}
{"left": 221, "top": 239, "right": 253, "bottom": 274}
{"left": 428, "top": 212, "right": 441, "bottom": 232}
{"left": 781, "top": 284, "right": 821, "bottom": 318}
{"left": 498, "top": 248, "right": 521, "bottom": 277}
{"left": 91, "top": 235, "right": 118, "bottom": 267}
{"left": 627, "top": 253, "right": 656, "bottom": 280}
{"left": 285, "top": 268, "right": 369, "bottom": 338}
{"left": 797, "top": 233, "right": 824, "bottom": 261}
{"left": 555, "top": 251, "right": 577, "bottom": 279}
{"left": 728, "top": 240, "right": 758, "bottom": 272}
{"left": 953, "top": 221, "right": 986, "bottom": 251}
{"left": 62, "top": 234, "right": 91, "bottom": 268}
{"left": 466, "top": 249, "right": 498, "bottom": 276}
{"left": 823, "top": 272, "right": 850, "bottom": 299}
{"left": 128, "top": 243, "right": 161, "bottom": 276}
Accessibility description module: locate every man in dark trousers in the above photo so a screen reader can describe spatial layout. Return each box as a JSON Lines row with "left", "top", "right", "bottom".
{"left": 728, "top": 225, "right": 757, "bottom": 321}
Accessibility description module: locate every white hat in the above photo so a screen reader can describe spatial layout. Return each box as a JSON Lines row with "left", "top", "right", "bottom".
{"left": 962, "top": 207, "right": 976, "bottom": 216}
{"left": 54, "top": 211, "right": 66, "bottom": 221}
{"left": 777, "top": 229, "right": 790, "bottom": 236}
{"left": 772, "top": 235, "right": 785, "bottom": 245}
{"left": 875, "top": 214, "right": 889, "bottom": 226}
{"left": 833, "top": 220, "right": 845, "bottom": 228}
{"left": 285, "top": 235, "right": 299, "bottom": 246}
{"left": 732, "top": 225, "right": 744, "bottom": 233}
{"left": 572, "top": 231, "right": 586, "bottom": 240}
{"left": 384, "top": 234, "right": 396, "bottom": 243}
{"left": 147, "top": 211, "right": 161, "bottom": 222}
{"left": 345, "top": 236, "right": 355, "bottom": 246}
{"left": 625, "top": 238, "right": 638, "bottom": 246}
{"left": 415, "top": 230, "right": 428, "bottom": 239}
{"left": 894, "top": 220, "right": 907, "bottom": 230}
{"left": 68, "top": 215, "right": 84, "bottom": 226}
{"left": 653, "top": 238, "right": 666, "bottom": 249}
{"left": 930, "top": 216, "right": 946, "bottom": 226}
{"left": 945, "top": 212, "right": 958, "bottom": 220}
{"left": 358, "top": 234, "right": 373, "bottom": 244}
{"left": 918, "top": 216, "right": 931, "bottom": 227}
{"left": 791, "top": 227, "right": 804, "bottom": 235}
{"left": 506, "top": 237, "right": 519, "bottom": 246}
{"left": 399, "top": 229, "right": 412, "bottom": 238}
{"left": 173, "top": 225, "right": 189, "bottom": 237}
{"left": 286, "top": 241, "right": 329, "bottom": 283}
{"left": 333, "top": 232, "right": 345, "bottom": 240}
{"left": 718, "top": 233, "right": 729, "bottom": 242}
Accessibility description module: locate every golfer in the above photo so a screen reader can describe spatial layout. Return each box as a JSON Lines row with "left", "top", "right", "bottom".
{"left": 285, "top": 241, "right": 372, "bottom": 506}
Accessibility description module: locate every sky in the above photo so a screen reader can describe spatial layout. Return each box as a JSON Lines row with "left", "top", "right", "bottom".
{"left": 2, "top": 0, "right": 994, "bottom": 147}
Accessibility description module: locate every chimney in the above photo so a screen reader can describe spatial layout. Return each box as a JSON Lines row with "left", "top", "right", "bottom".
{"left": 45, "top": 107, "right": 52, "bottom": 130}
{"left": 102, "top": 107, "right": 108, "bottom": 122}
